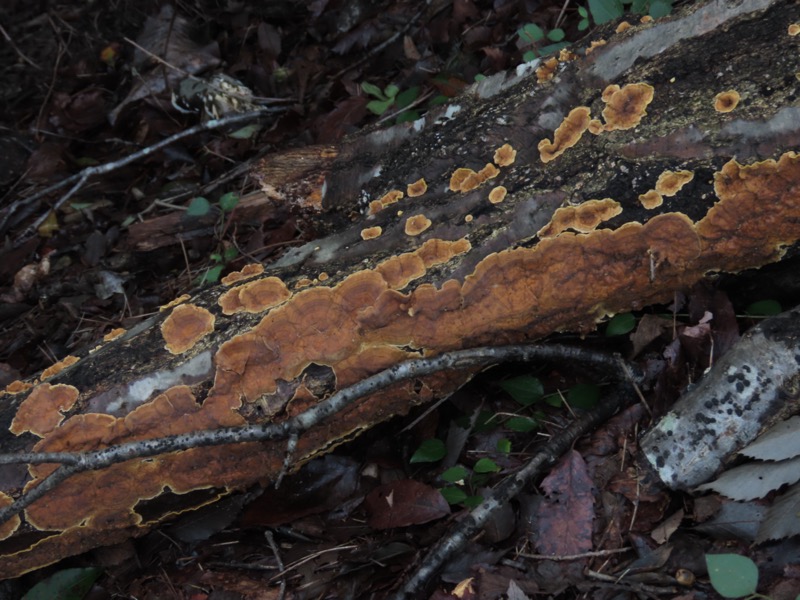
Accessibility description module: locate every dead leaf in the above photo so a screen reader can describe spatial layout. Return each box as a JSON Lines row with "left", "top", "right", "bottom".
{"left": 535, "top": 450, "right": 593, "bottom": 556}
{"left": 364, "top": 479, "right": 449, "bottom": 529}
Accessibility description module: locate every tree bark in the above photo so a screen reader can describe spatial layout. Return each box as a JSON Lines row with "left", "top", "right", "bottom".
{"left": 1, "top": 0, "right": 799, "bottom": 579}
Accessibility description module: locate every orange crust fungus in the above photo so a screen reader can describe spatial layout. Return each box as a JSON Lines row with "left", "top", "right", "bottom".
{"left": 537, "top": 199, "right": 622, "bottom": 238}
{"left": 538, "top": 106, "right": 592, "bottom": 163}
{"left": 586, "top": 40, "right": 607, "bottom": 55}
{"left": 159, "top": 294, "right": 191, "bottom": 311}
{"left": 714, "top": 90, "right": 740, "bottom": 113}
{"left": 10, "top": 383, "right": 80, "bottom": 437}
{"left": 588, "top": 119, "right": 604, "bottom": 135}
{"left": 219, "top": 277, "right": 291, "bottom": 315}
{"left": 536, "top": 57, "right": 559, "bottom": 83}
{"left": 318, "top": 272, "right": 330, "bottom": 282}
{"left": 478, "top": 163, "right": 500, "bottom": 181}
{"left": 368, "top": 190, "right": 404, "bottom": 215}
{"left": 616, "top": 21, "right": 632, "bottom": 33}
{"left": 640, "top": 15, "right": 653, "bottom": 23}
{"left": 639, "top": 190, "right": 663, "bottom": 209}
{"left": 489, "top": 186, "right": 508, "bottom": 204}
{"left": 406, "top": 178, "right": 427, "bottom": 197}
{"left": 3, "top": 380, "right": 33, "bottom": 395}
{"left": 161, "top": 303, "right": 215, "bottom": 354}
{"left": 656, "top": 170, "right": 694, "bottom": 196}
{"left": 404, "top": 214, "right": 432, "bottom": 236}
{"left": 601, "top": 83, "right": 654, "bottom": 131}
{"left": 493, "top": 144, "right": 516, "bottom": 167}
{"left": 221, "top": 263, "right": 264, "bottom": 286}
{"left": 790, "top": 24, "right": 800, "bottom": 36}
{"left": 361, "top": 226, "right": 383, "bottom": 240}
{"left": 103, "top": 328, "right": 126, "bottom": 342}
{"left": 40, "top": 355, "right": 80, "bottom": 380}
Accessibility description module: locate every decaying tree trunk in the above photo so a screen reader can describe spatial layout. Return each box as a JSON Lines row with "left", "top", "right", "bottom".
{"left": 1, "top": 0, "right": 799, "bottom": 579}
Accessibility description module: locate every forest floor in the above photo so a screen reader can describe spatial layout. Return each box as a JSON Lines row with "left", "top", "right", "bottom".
{"left": 1, "top": 0, "right": 799, "bottom": 598}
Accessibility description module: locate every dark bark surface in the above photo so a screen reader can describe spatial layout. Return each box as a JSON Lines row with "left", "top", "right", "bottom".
{"left": 1, "top": 0, "right": 799, "bottom": 579}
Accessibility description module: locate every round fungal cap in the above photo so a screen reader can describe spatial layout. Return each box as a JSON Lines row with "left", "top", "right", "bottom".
{"left": 601, "top": 83, "right": 655, "bottom": 131}
{"left": 406, "top": 178, "right": 427, "bottom": 197}
{"left": 714, "top": 90, "right": 740, "bottom": 113}
{"left": 404, "top": 214, "right": 432, "bottom": 236}
{"left": 361, "top": 226, "right": 383, "bottom": 240}
{"left": 493, "top": 144, "right": 516, "bottom": 167}
{"left": 161, "top": 303, "right": 215, "bottom": 354}
{"left": 489, "top": 186, "right": 507, "bottom": 204}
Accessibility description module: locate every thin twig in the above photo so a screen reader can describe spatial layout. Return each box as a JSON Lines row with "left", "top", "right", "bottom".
{"left": 11, "top": 108, "right": 283, "bottom": 249}
{"left": 0, "top": 344, "right": 638, "bottom": 526}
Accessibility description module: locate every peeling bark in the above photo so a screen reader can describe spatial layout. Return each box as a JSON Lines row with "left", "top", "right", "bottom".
{"left": 1, "top": 0, "right": 799, "bottom": 579}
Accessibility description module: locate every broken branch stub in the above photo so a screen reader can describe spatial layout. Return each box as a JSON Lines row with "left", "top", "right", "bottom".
{"left": 1, "top": 0, "right": 799, "bottom": 579}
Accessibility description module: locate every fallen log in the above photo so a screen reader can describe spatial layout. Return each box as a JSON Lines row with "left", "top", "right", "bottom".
{"left": 1, "top": 0, "right": 799, "bottom": 579}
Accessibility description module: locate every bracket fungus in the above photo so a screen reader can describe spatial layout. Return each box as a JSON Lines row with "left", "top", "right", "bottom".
{"left": 404, "top": 214, "right": 433, "bottom": 236}
{"left": 600, "top": 83, "right": 654, "bottom": 131}
{"left": 488, "top": 186, "right": 508, "bottom": 204}
{"left": 714, "top": 90, "right": 740, "bottom": 113}
{"left": 406, "top": 178, "right": 427, "bottom": 197}
{"left": 160, "top": 303, "right": 216, "bottom": 354}
{"left": 40, "top": 355, "right": 80, "bottom": 380}
{"left": 368, "top": 189, "right": 404, "bottom": 215}
{"left": 537, "top": 199, "right": 623, "bottom": 238}
{"left": 538, "top": 106, "right": 591, "bottom": 163}
{"left": 493, "top": 144, "right": 516, "bottom": 167}
{"left": 218, "top": 277, "right": 291, "bottom": 315}
{"left": 360, "top": 226, "right": 383, "bottom": 240}
{"left": 221, "top": 263, "right": 265, "bottom": 286}
{"left": 10, "top": 383, "right": 80, "bottom": 437}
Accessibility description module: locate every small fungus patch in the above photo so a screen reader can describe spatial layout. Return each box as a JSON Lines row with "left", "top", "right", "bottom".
{"left": 318, "top": 272, "right": 330, "bottom": 282}
{"left": 536, "top": 57, "right": 559, "bottom": 83}
{"left": 0, "top": 493, "right": 20, "bottom": 540}
{"left": 161, "top": 304, "right": 215, "bottom": 354}
{"left": 640, "top": 15, "right": 653, "bottom": 23}
{"left": 407, "top": 178, "right": 427, "bottom": 197}
{"left": 368, "top": 190, "right": 404, "bottom": 215}
{"left": 159, "top": 294, "right": 191, "bottom": 311}
{"left": 41, "top": 355, "right": 80, "bottom": 380}
{"left": 790, "top": 24, "right": 800, "bottom": 36}
{"left": 493, "top": 144, "right": 516, "bottom": 167}
{"left": 601, "top": 83, "right": 654, "bottom": 131}
{"left": 478, "top": 163, "right": 500, "bottom": 181}
{"left": 639, "top": 190, "right": 663, "bottom": 209}
{"left": 449, "top": 168, "right": 476, "bottom": 192}
{"left": 616, "top": 21, "right": 632, "bottom": 33}
{"left": 537, "top": 199, "right": 622, "bottom": 237}
{"left": 219, "top": 277, "right": 291, "bottom": 315}
{"left": 361, "top": 226, "right": 383, "bottom": 240}
{"left": 221, "top": 263, "right": 264, "bottom": 286}
{"left": 10, "top": 383, "right": 80, "bottom": 437}
{"left": 656, "top": 170, "right": 694, "bottom": 196}
{"left": 3, "top": 380, "right": 32, "bottom": 394}
{"left": 586, "top": 40, "right": 607, "bottom": 54}
{"left": 714, "top": 90, "right": 740, "bottom": 113}
{"left": 405, "top": 214, "right": 432, "bottom": 236}
{"left": 538, "top": 106, "right": 591, "bottom": 163}
{"left": 489, "top": 186, "right": 508, "bottom": 204}
{"left": 103, "top": 328, "right": 126, "bottom": 342}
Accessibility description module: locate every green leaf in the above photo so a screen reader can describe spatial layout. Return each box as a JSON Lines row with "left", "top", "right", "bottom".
{"left": 506, "top": 416, "right": 538, "bottom": 433}
{"left": 578, "top": 6, "right": 588, "bottom": 17}
{"left": 441, "top": 466, "right": 470, "bottom": 483}
{"left": 605, "top": 312, "right": 636, "bottom": 336}
{"left": 440, "top": 486, "right": 468, "bottom": 505}
{"left": 186, "top": 196, "right": 212, "bottom": 217}
{"left": 429, "top": 94, "right": 450, "bottom": 106}
{"left": 196, "top": 264, "right": 224, "bottom": 285}
{"left": 218, "top": 192, "right": 239, "bottom": 212}
{"left": 518, "top": 23, "right": 545, "bottom": 43}
{"left": 464, "top": 495, "right": 484, "bottom": 508}
{"left": 121, "top": 215, "right": 136, "bottom": 228}
{"left": 474, "top": 410, "right": 498, "bottom": 433}
{"left": 705, "top": 554, "right": 758, "bottom": 598}
{"left": 383, "top": 84, "right": 400, "bottom": 99}
{"left": 361, "top": 82, "right": 385, "bottom": 99}
{"left": 228, "top": 123, "right": 260, "bottom": 139}
{"left": 367, "top": 98, "right": 393, "bottom": 115}
{"left": 473, "top": 458, "right": 500, "bottom": 474}
{"left": 222, "top": 246, "right": 238, "bottom": 262}
{"left": 588, "top": 0, "right": 624, "bottom": 23}
{"left": 538, "top": 41, "right": 570, "bottom": 56}
{"left": 630, "top": 0, "right": 649, "bottom": 12}
{"left": 578, "top": 17, "right": 590, "bottom": 30}
{"left": 395, "top": 86, "right": 419, "bottom": 110}
{"left": 210, "top": 252, "right": 223, "bottom": 263}
{"left": 410, "top": 438, "right": 446, "bottom": 463}
{"left": 395, "top": 110, "right": 420, "bottom": 124}
{"left": 543, "top": 394, "right": 563, "bottom": 408}
{"left": 567, "top": 383, "right": 600, "bottom": 409}
{"left": 745, "top": 299, "right": 782, "bottom": 316}
{"left": 522, "top": 50, "right": 538, "bottom": 63}
{"left": 473, "top": 74, "right": 486, "bottom": 82}
{"left": 23, "top": 567, "right": 103, "bottom": 600}
{"left": 649, "top": 0, "right": 673, "bottom": 18}
{"left": 547, "top": 28, "right": 566, "bottom": 42}
{"left": 497, "top": 438, "right": 512, "bottom": 454}
{"left": 500, "top": 375, "right": 544, "bottom": 406}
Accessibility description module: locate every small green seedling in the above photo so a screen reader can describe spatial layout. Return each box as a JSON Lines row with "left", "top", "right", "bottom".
{"left": 187, "top": 192, "right": 241, "bottom": 285}
{"left": 704, "top": 553, "right": 790, "bottom": 600}
{"left": 361, "top": 82, "right": 420, "bottom": 123}
{"left": 517, "top": 23, "right": 569, "bottom": 62}
{"left": 605, "top": 312, "right": 636, "bottom": 336}
{"left": 744, "top": 299, "right": 782, "bottom": 317}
